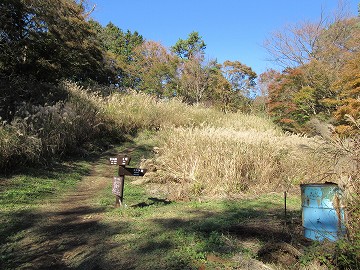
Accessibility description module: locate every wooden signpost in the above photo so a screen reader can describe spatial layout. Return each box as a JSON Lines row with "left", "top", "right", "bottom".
{"left": 109, "top": 155, "right": 147, "bottom": 207}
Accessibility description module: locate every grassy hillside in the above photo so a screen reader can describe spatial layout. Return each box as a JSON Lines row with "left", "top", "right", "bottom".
{"left": 1, "top": 81, "right": 358, "bottom": 268}
{"left": 1, "top": 81, "right": 357, "bottom": 199}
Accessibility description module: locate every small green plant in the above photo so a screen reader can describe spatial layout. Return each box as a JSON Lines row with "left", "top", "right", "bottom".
{"left": 300, "top": 242, "right": 335, "bottom": 268}
{"left": 335, "top": 239, "right": 360, "bottom": 269}
{"left": 300, "top": 239, "right": 360, "bottom": 270}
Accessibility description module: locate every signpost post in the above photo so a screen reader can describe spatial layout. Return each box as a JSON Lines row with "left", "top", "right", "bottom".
{"left": 109, "top": 155, "right": 147, "bottom": 207}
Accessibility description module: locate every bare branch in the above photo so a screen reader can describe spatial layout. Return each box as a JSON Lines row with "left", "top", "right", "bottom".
{"left": 263, "top": 0, "right": 354, "bottom": 69}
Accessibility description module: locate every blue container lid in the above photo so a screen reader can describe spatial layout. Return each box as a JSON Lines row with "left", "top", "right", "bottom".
{"left": 300, "top": 183, "right": 338, "bottom": 187}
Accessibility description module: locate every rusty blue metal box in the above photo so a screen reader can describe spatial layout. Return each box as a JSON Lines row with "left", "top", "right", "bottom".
{"left": 300, "top": 183, "right": 347, "bottom": 241}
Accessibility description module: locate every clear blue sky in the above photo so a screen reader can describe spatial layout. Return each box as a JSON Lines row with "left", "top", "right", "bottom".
{"left": 91, "top": 0, "right": 359, "bottom": 75}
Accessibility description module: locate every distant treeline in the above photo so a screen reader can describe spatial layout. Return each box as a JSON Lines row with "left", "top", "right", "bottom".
{"left": 1, "top": 0, "right": 359, "bottom": 134}
{"left": 0, "top": 0, "right": 259, "bottom": 121}
{"left": 261, "top": 5, "right": 360, "bottom": 135}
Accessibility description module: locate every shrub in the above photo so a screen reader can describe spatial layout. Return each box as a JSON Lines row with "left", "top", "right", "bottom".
{"left": 0, "top": 123, "right": 42, "bottom": 170}
{"left": 0, "top": 82, "right": 108, "bottom": 170}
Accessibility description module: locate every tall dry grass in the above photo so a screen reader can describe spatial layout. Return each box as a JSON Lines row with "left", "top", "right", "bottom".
{"left": 1, "top": 81, "right": 357, "bottom": 205}
{"left": 327, "top": 117, "right": 359, "bottom": 267}
{"left": 0, "top": 124, "right": 42, "bottom": 168}
{"left": 137, "top": 111, "right": 359, "bottom": 268}
{"left": 0, "top": 81, "right": 235, "bottom": 170}
{"left": 102, "top": 92, "right": 224, "bottom": 132}
{"left": 142, "top": 125, "right": 336, "bottom": 200}
{"left": 0, "top": 82, "right": 107, "bottom": 170}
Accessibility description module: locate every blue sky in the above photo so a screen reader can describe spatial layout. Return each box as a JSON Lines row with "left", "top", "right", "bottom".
{"left": 91, "top": 0, "right": 359, "bottom": 75}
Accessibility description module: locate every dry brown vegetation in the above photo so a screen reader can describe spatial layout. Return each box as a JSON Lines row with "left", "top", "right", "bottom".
{"left": 142, "top": 126, "right": 331, "bottom": 200}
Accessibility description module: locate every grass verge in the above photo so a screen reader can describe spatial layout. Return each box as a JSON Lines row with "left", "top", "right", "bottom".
{"left": 97, "top": 184, "right": 303, "bottom": 269}
{"left": 0, "top": 161, "right": 91, "bottom": 266}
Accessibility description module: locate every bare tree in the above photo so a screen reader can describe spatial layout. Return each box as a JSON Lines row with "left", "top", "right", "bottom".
{"left": 178, "top": 55, "right": 210, "bottom": 104}
{"left": 263, "top": 0, "right": 353, "bottom": 68}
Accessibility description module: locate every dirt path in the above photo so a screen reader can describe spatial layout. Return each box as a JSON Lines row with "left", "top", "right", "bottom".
{"left": 12, "top": 154, "right": 118, "bottom": 269}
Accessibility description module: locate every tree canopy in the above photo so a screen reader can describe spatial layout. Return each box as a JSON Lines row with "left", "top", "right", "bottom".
{"left": 264, "top": 9, "right": 360, "bottom": 134}
{"left": 171, "top": 31, "right": 206, "bottom": 60}
{"left": 0, "top": 0, "right": 111, "bottom": 83}
{"left": 3, "top": 0, "right": 359, "bottom": 135}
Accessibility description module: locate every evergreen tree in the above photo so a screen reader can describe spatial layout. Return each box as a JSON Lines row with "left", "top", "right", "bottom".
{"left": 89, "top": 20, "right": 144, "bottom": 87}
{"left": 0, "top": 0, "right": 110, "bottom": 83}
{"left": 171, "top": 31, "right": 206, "bottom": 60}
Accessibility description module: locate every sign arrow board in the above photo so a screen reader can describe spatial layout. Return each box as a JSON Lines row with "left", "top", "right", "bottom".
{"left": 109, "top": 155, "right": 131, "bottom": 166}
{"left": 118, "top": 166, "right": 147, "bottom": 177}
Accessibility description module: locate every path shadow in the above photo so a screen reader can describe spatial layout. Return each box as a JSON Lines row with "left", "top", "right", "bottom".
{"left": 131, "top": 197, "right": 171, "bottom": 208}
{"left": 0, "top": 139, "right": 159, "bottom": 270}
{"left": 123, "top": 199, "right": 304, "bottom": 269}
{"left": 1, "top": 204, "right": 129, "bottom": 270}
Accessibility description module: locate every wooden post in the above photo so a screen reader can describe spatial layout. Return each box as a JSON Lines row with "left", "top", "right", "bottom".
{"left": 284, "top": 191, "right": 287, "bottom": 226}
{"left": 114, "top": 175, "right": 125, "bottom": 207}
{"left": 112, "top": 174, "right": 125, "bottom": 208}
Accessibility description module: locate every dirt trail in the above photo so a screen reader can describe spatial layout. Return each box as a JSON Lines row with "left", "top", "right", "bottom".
{"left": 13, "top": 156, "right": 118, "bottom": 269}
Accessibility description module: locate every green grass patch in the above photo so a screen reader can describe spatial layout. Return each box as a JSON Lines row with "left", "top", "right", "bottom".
{"left": 0, "top": 161, "right": 91, "bottom": 243}
{"left": 98, "top": 176, "right": 302, "bottom": 269}
{"left": 0, "top": 162, "right": 90, "bottom": 209}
